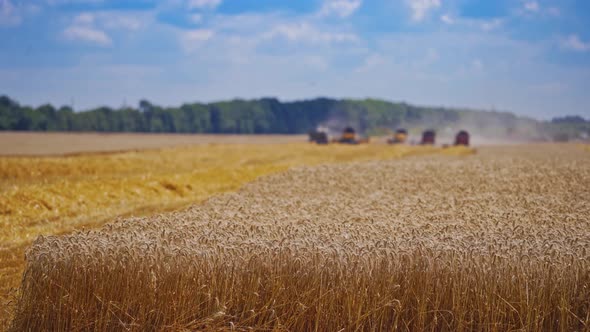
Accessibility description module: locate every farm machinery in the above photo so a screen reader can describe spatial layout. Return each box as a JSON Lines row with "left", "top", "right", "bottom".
{"left": 387, "top": 128, "right": 408, "bottom": 144}
{"left": 308, "top": 130, "right": 329, "bottom": 144}
{"left": 308, "top": 127, "right": 369, "bottom": 145}
{"left": 421, "top": 130, "right": 436, "bottom": 145}
{"left": 335, "top": 127, "right": 369, "bottom": 144}
{"left": 454, "top": 130, "right": 470, "bottom": 146}
{"left": 309, "top": 126, "right": 471, "bottom": 146}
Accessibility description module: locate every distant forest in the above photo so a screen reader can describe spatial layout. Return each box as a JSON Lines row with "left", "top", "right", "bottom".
{"left": 0, "top": 95, "right": 588, "bottom": 141}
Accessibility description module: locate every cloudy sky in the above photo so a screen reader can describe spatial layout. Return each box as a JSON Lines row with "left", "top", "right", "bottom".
{"left": 0, "top": 0, "right": 589, "bottom": 118}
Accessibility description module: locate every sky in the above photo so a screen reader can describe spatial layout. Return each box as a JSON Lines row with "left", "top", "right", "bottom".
{"left": 0, "top": 0, "right": 589, "bottom": 119}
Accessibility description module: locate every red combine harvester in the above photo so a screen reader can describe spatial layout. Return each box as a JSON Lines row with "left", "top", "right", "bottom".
{"left": 455, "top": 130, "right": 470, "bottom": 146}
{"left": 421, "top": 130, "right": 436, "bottom": 145}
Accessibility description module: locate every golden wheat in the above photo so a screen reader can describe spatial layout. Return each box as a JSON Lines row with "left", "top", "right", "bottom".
{"left": 9, "top": 144, "right": 590, "bottom": 331}
{"left": 1, "top": 143, "right": 465, "bottom": 248}
{"left": 0, "top": 141, "right": 470, "bottom": 328}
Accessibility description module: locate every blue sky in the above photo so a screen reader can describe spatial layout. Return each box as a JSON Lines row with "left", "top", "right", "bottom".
{"left": 0, "top": 0, "right": 589, "bottom": 119}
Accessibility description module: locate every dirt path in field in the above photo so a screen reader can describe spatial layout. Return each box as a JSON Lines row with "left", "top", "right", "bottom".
{"left": 10, "top": 144, "right": 590, "bottom": 331}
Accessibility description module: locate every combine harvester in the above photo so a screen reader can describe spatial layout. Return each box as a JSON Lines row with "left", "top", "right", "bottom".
{"left": 308, "top": 130, "right": 329, "bottom": 144}
{"left": 421, "top": 130, "right": 436, "bottom": 145}
{"left": 387, "top": 128, "right": 408, "bottom": 144}
{"left": 310, "top": 126, "right": 470, "bottom": 147}
{"left": 308, "top": 127, "right": 369, "bottom": 145}
{"left": 334, "top": 127, "right": 369, "bottom": 144}
{"left": 455, "top": 130, "right": 470, "bottom": 146}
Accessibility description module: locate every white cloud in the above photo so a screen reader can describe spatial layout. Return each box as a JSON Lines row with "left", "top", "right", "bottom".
{"left": 100, "top": 13, "right": 142, "bottom": 30}
{"left": 184, "top": 28, "right": 214, "bottom": 42}
{"left": 440, "top": 14, "right": 454, "bottom": 24}
{"left": 205, "top": 12, "right": 359, "bottom": 47}
{"left": 69, "top": 11, "right": 144, "bottom": 33}
{"left": 562, "top": 34, "right": 590, "bottom": 52}
{"left": 516, "top": 1, "right": 562, "bottom": 17}
{"left": 0, "top": 0, "right": 21, "bottom": 26}
{"left": 190, "top": 13, "right": 203, "bottom": 24}
{"left": 181, "top": 29, "right": 214, "bottom": 52}
{"left": 318, "top": 0, "right": 362, "bottom": 18}
{"left": 62, "top": 12, "right": 130, "bottom": 46}
{"left": 480, "top": 18, "right": 502, "bottom": 31}
{"left": 209, "top": 12, "right": 281, "bottom": 32}
{"left": 356, "top": 53, "right": 386, "bottom": 73}
{"left": 264, "top": 22, "right": 358, "bottom": 44}
{"left": 187, "top": 0, "right": 222, "bottom": 10}
{"left": 523, "top": 1, "right": 539, "bottom": 12}
{"left": 64, "top": 26, "right": 112, "bottom": 46}
{"left": 74, "top": 13, "right": 94, "bottom": 25}
{"left": 406, "top": 0, "right": 441, "bottom": 21}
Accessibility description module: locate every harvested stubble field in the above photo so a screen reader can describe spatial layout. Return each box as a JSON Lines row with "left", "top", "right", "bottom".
{"left": 9, "top": 144, "right": 590, "bottom": 331}
{"left": 0, "top": 137, "right": 469, "bottom": 328}
{"left": 0, "top": 132, "right": 307, "bottom": 156}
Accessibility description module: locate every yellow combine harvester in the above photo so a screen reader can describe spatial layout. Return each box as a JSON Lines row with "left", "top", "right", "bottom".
{"left": 334, "top": 127, "right": 369, "bottom": 144}
{"left": 388, "top": 128, "right": 408, "bottom": 144}
{"left": 309, "top": 126, "right": 369, "bottom": 145}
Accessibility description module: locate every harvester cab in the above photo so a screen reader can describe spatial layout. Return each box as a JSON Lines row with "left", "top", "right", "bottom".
{"left": 421, "top": 130, "right": 436, "bottom": 145}
{"left": 455, "top": 130, "right": 470, "bottom": 146}
{"left": 388, "top": 128, "right": 408, "bottom": 144}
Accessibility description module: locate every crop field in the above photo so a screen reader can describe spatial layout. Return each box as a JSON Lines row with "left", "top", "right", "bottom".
{"left": 0, "top": 134, "right": 472, "bottom": 329}
{"left": 4, "top": 143, "right": 589, "bottom": 331}
{"left": 0, "top": 132, "right": 307, "bottom": 156}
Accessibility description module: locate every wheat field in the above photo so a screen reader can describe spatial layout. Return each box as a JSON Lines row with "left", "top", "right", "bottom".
{"left": 0, "top": 132, "right": 307, "bottom": 156}
{"left": 8, "top": 144, "right": 590, "bottom": 331}
{"left": 0, "top": 137, "right": 471, "bottom": 329}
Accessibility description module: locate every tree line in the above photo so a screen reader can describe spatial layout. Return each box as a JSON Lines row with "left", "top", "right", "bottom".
{"left": 0, "top": 95, "right": 588, "bottom": 141}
